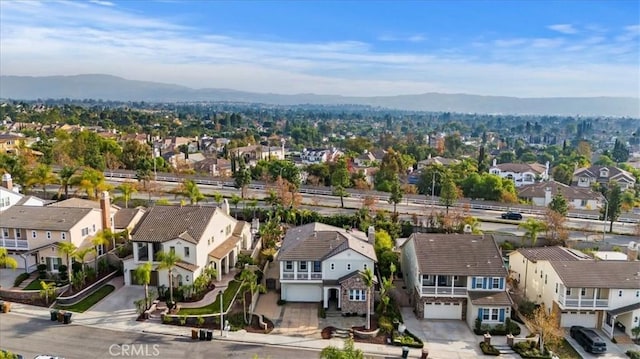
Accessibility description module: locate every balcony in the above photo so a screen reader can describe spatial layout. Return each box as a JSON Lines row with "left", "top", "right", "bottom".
{"left": 421, "top": 286, "right": 467, "bottom": 296}
{"left": 0, "top": 238, "right": 28, "bottom": 250}
{"left": 558, "top": 292, "right": 609, "bottom": 309}
{"left": 282, "top": 271, "right": 322, "bottom": 281}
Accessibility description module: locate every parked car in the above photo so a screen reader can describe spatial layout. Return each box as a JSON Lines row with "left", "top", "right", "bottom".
{"left": 501, "top": 211, "right": 523, "bottom": 220}
{"left": 570, "top": 326, "right": 607, "bottom": 354}
{"left": 33, "top": 356, "right": 64, "bottom": 359}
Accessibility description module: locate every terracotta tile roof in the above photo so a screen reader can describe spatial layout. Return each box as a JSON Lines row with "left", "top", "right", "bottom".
{"left": 405, "top": 234, "right": 507, "bottom": 277}
{"left": 278, "top": 222, "right": 376, "bottom": 262}
{"left": 515, "top": 247, "right": 588, "bottom": 263}
{"left": 468, "top": 291, "right": 513, "bottom": 306}
{"left": 493, "top": 162, "right": 546, "bottom": 174}
{"left": 175, "top": 260, "right": 199, "bottom": 272}
{"left": 208, "top": 235, "right": 242, "bottom": 260}
{"left": 517, "top": 180, "right": 601, "bottom": 201}
{"left": 550, "top": 261, "right": 640, "bottom": 289}
{"left": 1, "top": 205, "right": 93, "bottom": 231}
{"left": 131, "top": 205, "right": 217, "bottom": 243}
{"left": 114, "top": 207, "right": 144, "bottom": 229}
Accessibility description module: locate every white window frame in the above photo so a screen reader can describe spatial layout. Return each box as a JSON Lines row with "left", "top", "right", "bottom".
{"left": 285, "top": 261, "right": 293, "bottom": 271}
{"left": 349, "top": 289, "right": 366, "bottom": 302}
{"left": 346, "top": 263, "right": 351, "bottom": 271}
{"left": 492, "top": 278, "right": 500, "bottom": 289}
{"left": 482, "top": 308, "right": 490, "bottom": 320}
{"left": 299, "top": 261, "right": 307, "bottom": 271}
{"left": 46, "top": 231, "right": 51, "bottom": 239}
{"left": 32, "top": 230, "right": 37, "bottom": 239}
{"left": 475, "top": 277, "right": 483, "bottom": 289}
{"left": 2, "top": 228, "right": 8, "bottom": 237}
{"left": 15, "top": 229, "right": 21, "bottom": 238}
{"left": 61, "top": 232, "right": 67, "bottom": 240}
{"left": 184, "top": 247, "right": 190, "bottom": 258}
{"left": 330, "top": 263, "right": 335, "bottom": 271}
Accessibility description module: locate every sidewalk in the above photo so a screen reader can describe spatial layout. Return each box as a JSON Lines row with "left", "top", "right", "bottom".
{"left": 7, "top": 301, "right": 427, "bottom": 358}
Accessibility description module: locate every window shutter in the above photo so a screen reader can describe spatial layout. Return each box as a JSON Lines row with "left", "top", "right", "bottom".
{"left": 499, "top": 278, "right": 505, "bottom": 290}
{"left": 483, "top": 277, "right": 488, "bottom": 289}
{"left": 471, "top": 277, "right": 476, "bottom": 288}
{"left": 499, "top": 308, "right": 505, "bottom": 322}
{"left": 478, "top": 308, "right": 483, "bottom": 320}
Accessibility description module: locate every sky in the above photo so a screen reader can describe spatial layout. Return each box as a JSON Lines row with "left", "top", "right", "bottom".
{"left": 1, "top": 0, "right": 639, "bottom": 98}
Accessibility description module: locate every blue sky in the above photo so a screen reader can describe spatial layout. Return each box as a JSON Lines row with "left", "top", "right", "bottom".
{"left": 1, "top": 0, "right": 638, "bottom": 98}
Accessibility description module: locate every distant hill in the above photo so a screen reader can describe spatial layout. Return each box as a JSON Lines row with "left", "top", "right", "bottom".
{"left": 1, "top": 74, "right": 638, "bottom": 117}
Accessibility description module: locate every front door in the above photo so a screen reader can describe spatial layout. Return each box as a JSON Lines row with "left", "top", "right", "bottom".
{"left": 150, "top": 270, "right": 159, "bottom": 287}
{"left": 46, "top": 257, "right": 62, "bottom": 272}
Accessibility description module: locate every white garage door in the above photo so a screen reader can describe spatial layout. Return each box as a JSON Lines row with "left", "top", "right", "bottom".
{"left": 424, "top": 302, "right": 463, "bottom": 319}
{"left": 561, "top": 312, "right": 597, "bottom": 328}
{"left": 283, "top": 284, "right": 322, "bottom": 302}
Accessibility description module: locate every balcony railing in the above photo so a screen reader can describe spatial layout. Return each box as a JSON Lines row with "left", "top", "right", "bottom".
{"left": 0, "top": 238, "right": 28, "bottom": 249}
{"left": 282, "top": 271, "right": 322, "bottom": 280}
{"left": 560, "top": 297, "right": 609, "bottom": 308}
{"left": 421, "top": 286, "right": 467, "bottom": 296}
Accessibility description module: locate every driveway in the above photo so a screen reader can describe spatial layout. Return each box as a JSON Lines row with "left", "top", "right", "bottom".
{"left": 0, "top": 268, "right": 24, "bottom": 289}
{"left": 73, "top": 280, "right": 144, "bottom": 326}
{"left": 564, "top": 329, "right": 630, "bottom": 359}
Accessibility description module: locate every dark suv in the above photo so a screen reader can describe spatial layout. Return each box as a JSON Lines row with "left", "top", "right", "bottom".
{"left": 501, "top": 211, "right": 523, "bottom": 220}
{"left": 570, "top": 326, "right": 607, "bottom": 354}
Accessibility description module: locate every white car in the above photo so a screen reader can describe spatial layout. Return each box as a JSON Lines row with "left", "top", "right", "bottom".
{"left": 34, "top": 356, "right": 65, "bottom": 359}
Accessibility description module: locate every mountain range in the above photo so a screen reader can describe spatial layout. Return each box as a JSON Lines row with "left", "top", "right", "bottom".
{"left": 1, "top": 74, "right": 638, "bottom": 117}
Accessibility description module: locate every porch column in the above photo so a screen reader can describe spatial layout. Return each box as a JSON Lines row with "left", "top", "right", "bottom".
{"left": 323, "top": 288, "right": 328, "bottom": 309}
{"left": 224, "top": 253, "right": 230, "bottom": 275}
{"left": 434, "top": 275, "right": 438, "bottom": 295}
{"left": 578, "top": 288, "right": 581, "bottom": 307}
{"left": 216, "top": 259, "right": 222, "bottom": 281}
{"left": 293, "top": 261, "right": 298, "bottom": 280}
{"left": 147, "top": 244, "right": 153, "bottom": 262}
{"left": 307, "top": 261, "right": 311, "bottom": 278}
{"left": 593, "top": 288, "right": 597, "bottom": 308}
{"left": 338, "top": 287, "right": 341, "bottom": 309}
{"left": 451, "top": 276, "right": 454, "bottom": 295}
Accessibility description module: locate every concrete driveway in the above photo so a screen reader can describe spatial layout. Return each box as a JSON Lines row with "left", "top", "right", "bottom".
{"left": 565, "top": 329, "right": 630, "bottom": 359}
{"left": 72, "top": 280, "right": 144, "bottom": 326}
{"left": 0, "top": 268, "right": 24, "bottom": 288}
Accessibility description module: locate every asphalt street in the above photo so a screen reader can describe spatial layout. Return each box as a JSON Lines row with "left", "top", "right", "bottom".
{"left": 0, "top": 314, "right": 331, "bottom": 359}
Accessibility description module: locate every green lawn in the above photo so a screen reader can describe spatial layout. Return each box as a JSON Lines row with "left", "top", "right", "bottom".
{"left": 55, "top": 285, "right": 115, "bottom": 313}
{"left": 548, "top": 339, "right": 581, "bottom": 359}
{"left": 178, "top": 280, "right": 242, "bottom": 316}
{"left": 22, "top": 278, "right": 51, "bottom": 290}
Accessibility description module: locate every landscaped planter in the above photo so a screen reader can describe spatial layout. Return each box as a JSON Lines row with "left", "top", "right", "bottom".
{"left": 353, "top": 328, "right": 380, "bottom": 339}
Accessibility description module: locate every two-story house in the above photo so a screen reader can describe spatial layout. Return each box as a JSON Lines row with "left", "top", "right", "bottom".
{"left": 401, "top": 233, "right": 512, "bottom": 329}
{"left": 300, "top": 148, "right": 344, "bottom": 165}
{"left": 0, "top": 204, "right": 104, "bottom": 272}
{"left": 1, "top": 174, "right": 47, "bottom": 211}
{"left": 489, "top": 160, "right": 550, "bottom": 187}
{"left": 517, "top": 180, "right": 603, "bottom": 210}
{"left": 572, "top": 165, "right": 636, "bottom": 191}
{"left": 508, "top": 245, "right": 640, "bottom": 340}
{"left": 123, "top": 202, "right": 252, "bottom": 288}
{"left": 278, "top": 223, "right": 377, "bottom": 314}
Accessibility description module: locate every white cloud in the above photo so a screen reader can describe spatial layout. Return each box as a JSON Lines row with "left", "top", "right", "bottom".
{"left": 0, "top": 1, "right": 637, "bottom": 98}
{"left": 89, "top": 0, "right": 115, "bottom": 6}
{"left": 548, "top": 24, "right": 578, "bottom": 34}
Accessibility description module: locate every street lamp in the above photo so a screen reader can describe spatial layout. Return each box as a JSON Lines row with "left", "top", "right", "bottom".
{"left": 602, "top": 197, "right": 609, "bottom": 241}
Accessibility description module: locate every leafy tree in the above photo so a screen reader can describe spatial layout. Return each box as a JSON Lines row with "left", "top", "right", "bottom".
{"left": 117, "top": 181, "right": 138, "bottom": 208}
{"left": 320, "top": 339, "right": 364, "bottom": 359}
{"left": 57, "top": 165, "right": 77, "bottom": 199}
{"left": 230, "top": 194, "right": 242, "bottom": 218}
{"left": 439, "top": 173, "right": 459, "bottom": 214}
{"left": 213, "top": 191, "right": 223, "bottom": 207}
{"left": 548, "top": 194, "right": 568, "bottom": 216}
{"left": 331, "top": 159, "right": 351, "bottom": 208}
{"left": 361, "top": 268, "right": 375, "bottom": 330}
{"left": 519, "top": 218, "right": 547, "bottom": 247}
{"left": 121, "top": 139, "right": 152, "bottom": 170}
{"left": 239, "top": 268, "right": 266, "bottom": 324}
{"left": 529, "top": 305, "right": 563, "bottom": 353}
{"left": 544, "top": 209, "right": 568, "bottom": 245}
{"left": 611, "top": 139, "right": 630, "bottom": 163}
{"left": 134, "top": 262, "right": 153, "bottom": 310}
{"left": 601, "top": 183, "right": 623, "bottom": 233}
{"left": 92, "top": 229, "right": 112, "bottom": 272}
{"left": 27, "top": 163, "right": 58, "bottom": 198}
{"left": 594, "top": 154, "right": 615, "bottom": 166}
{"left": 157, "top": 250, "right": 182, "bottom": 305}
{"left": 387, "top": 176, "right": 403, "bottom": 217}
{"left": 233, "top": 159, "right": 252, "bottom": 199}
{"left": 176, "top": 179, "right": 205, "bottom": 205}
{"left": 0, "top": 247, "right": 18, "bottom": 269}
{"left": 39, "top": 280, "right": 57, "bottom": 305}
{"left": 71, "top": 167, "right": 109, "bottom": 199}
{"left": 551, "top": 164, "right": 573, "bottom": 185}
{"left": 374, "top": 230, "right": 393, "bottom": 257}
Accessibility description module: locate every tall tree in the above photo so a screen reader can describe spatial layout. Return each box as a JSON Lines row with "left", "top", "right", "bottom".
{"left": 361, "top": 268, "right": 375, "bottom": 330}
{"left": 157, "top": 250, "right": 181, "bottom": 306}
{"left": 117, "top": 181, "right": 138, "bottom": 208}
{"left": 548, "top": 194, "right": 569, "bottom": 216}
{"left": 176, "top": 179, "right": 205, "bottom": 205}
{"left": 230, "top": 194, "right": 242, "bottom": 218}
{"left": 439, "top": 172, "right": 459, "bottom": 214}
{"left": 92, "top": 229, "right": 113, "bottom": 273}
{"left": 519, "top": 218, "right": 547, "bottom": 247}
{"left": 529, "top": 305, "right": 563, "bottom": 353}
{"left": 57, "top": 242, "right": 77, "bottom": 281}
{"left": 239, "top": 268, "right": 266, "bottom": 324}
{"left": 233, "top": 161, "right": 252, "bottom": 199}
{"left": 611, "top": 139, "right": 630, "bottom": 163}
{"left": 57, "top": 165, "right": 77, "bottom": 199}
{"left": 601, "top": 183, "right": 623, "bottom": 233}
{"left": 27, "top": 163, "right": 58, "bottom": 198}
{"left": 331, "top": 160, "right": 351, "bottom": 208}
{"left": 387, "top": 176, "right": 403, "bottom": 217}
{"left": 0, "top": 247, "right": 18, "bottom": 269}
{"left": 134, "top": 262, "right": 153, "bottom": 310}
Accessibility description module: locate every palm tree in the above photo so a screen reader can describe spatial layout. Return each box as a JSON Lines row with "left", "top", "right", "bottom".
{"left": 156, "top": 250, "right": 181, "bottom": 306}
{"left": 177, "top": 179, "right": 205, "bottom": 205}
{"left": 57, "top": 242, "right": 78, "bottom": 280}
{"left": 71, "top": 167, "right": 110, "bottom": 199}
{"left": 57, "top": 165, "right": 77, "bottom": 199}
{"left": 92, "top": 230, "right": 112, "bottom": 273}
{"left": 74, "top": 246, "right": 96, "bottom": 276}
{"left": 134, "top": 262, "right": 153, "bottom": 310}
{"left": 519, "top": 218, "right": 547, "bottom": 247}
{"left": 230, "top": 194, "right": 241, "bottom": 218}
{"left": 27, "top": 164, "right": 58, "bottom": 198}
{"left": 117, "top": 181, "right": 137, "bottom": 208}
{"left": 0, "top": 248, "right": 18, "bottom": 269}
{"left": 239, "top": 269, "right": 266, "bottom": 324}
{"left": 39, "top": 280, "right": 56, "bottom": 305}
{"left": 213, "top": 192, "right": 223, "bottom": 207}
{"left": 264, "top": 189, "right": 279, "bottom": 208}
{"left": 361, "top": 268, "right": 375, "bottom": 330}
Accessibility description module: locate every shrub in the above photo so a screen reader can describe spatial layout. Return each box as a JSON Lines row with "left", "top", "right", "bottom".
{"left": 473, "top": 317, "right": 521, "bottom": 336}
{"left": 513, "top": 340, "right": 551, "bottom": 359}
{"left": 179, "top": 315, "right": 187, "bottom": 326}
{"left": 196, "top": 316, "right": 205, "bottom": 327}
{"left": 378, "top": 316, "right": 394, "bottom": 334}
{"left": 58, "top": 265, "right": 68, "bottom": 281}
{"left": 71, "top": 262, "right": 82, "bottom": 274}
{"left": 480, "top": 341, "right": 500, "bottom": 356}
{"left": 627, "top": 350, "right": 640, "bottom": 359}
{"left": 37, "top": 264, "right": 47, "bottom": 279}
{"left": 318, "top": 302, "right": 326, "bottom": 318}
{"left": 162, "top": 315, "right": 172, "bottom": 324}
{"left": 501, "top": 241, "right": 515, "bottom": 251}
{"left": 235, "top": 253, "right": 255, "bottom": 269}
{"left": 13, "top": 272, "right": 30, "bottom": 287}
{"left": 519, "top": 300, "right": 537, "bottom": 318}
{"left": 277, "top": 299, "right": 286, "bottom": 306}
{"left": 85, "top": 267, "right": 97, "bottom": 282}
{"left": 391, "top": 329, "right": 424, "bottom": 348}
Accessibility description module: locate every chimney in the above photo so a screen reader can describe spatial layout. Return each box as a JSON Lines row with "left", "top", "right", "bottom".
{"left": 223, "top": 198, "right": 230, "bottom": 216}
{"left": 99, "top": 191, "right": 112, "bottom": 231}
{"left": 367, "top": 226, "right": 375, "bottom": 246}
{"left": 627, "top": 242, "right": 638, "bottom": 261}
{"left": 2, "top": 173, "right": 13, "bottom": 191}
{"left": 544, "top": 187, "right": 552, "bottom": 206}
{"left": 492, "top": 158, "right": 497, "bottom": 167}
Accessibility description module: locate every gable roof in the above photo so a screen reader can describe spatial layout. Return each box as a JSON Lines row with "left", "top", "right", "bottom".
{"left": 131, "top": 205, "right": 218, "bottom": 243}
{"left": 514, "top": 246, "right": 589, "bottom": 263}
{"left": 278, "top": 222, "right": 376, "bottom": 262}
{"left": 492, "top": 162, "right": 546, "bottom": 174}
{"left": 573, "top": 165, "right": 635, "bottom": 183}
{"left": 114, "top": 207, "right": 145, "bottom": 229}
{"left": 550, "top": 261, "right": 640, "bottom": 289}
{"left": 517, "top": 180, "right": 602, "bottom": 201}
{"left": 404, "top": 233, "right": 507, "bottom": 277}
{"left": 1, "top": 205, "right": 94, "bottom": 231}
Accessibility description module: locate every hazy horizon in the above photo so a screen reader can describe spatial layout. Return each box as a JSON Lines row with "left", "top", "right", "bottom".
{"left": 1, "top": 1, "right": 639, "bottom": 99}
